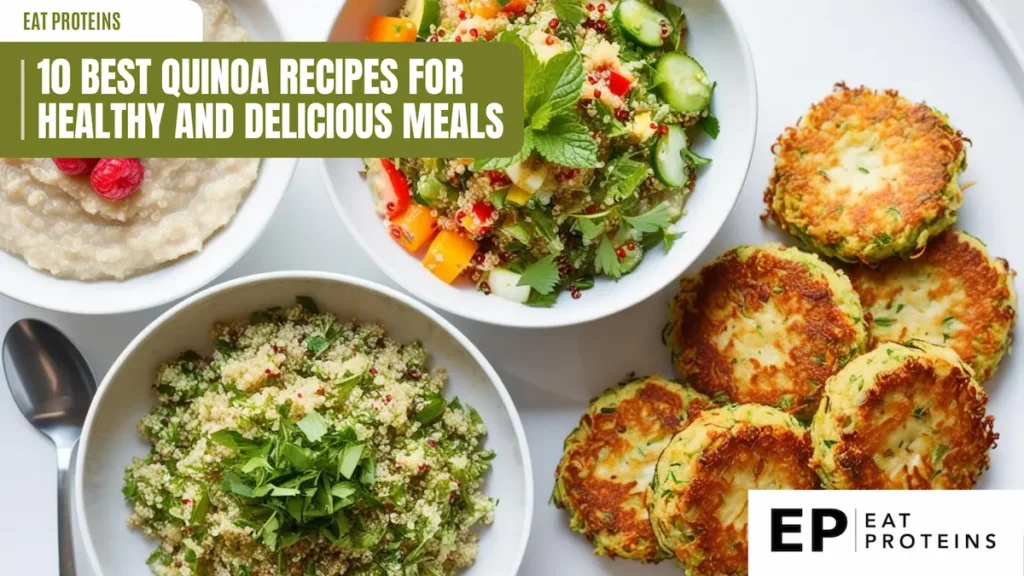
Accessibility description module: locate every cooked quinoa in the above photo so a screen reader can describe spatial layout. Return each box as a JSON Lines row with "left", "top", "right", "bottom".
{"left": 122, "top": 298, "right": 496, "bottom": 576}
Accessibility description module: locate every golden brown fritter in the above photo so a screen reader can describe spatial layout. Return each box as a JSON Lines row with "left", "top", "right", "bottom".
{"left": 553, "top": 376, "right": 712, "bottom": 561}
{"left": 849, "top": 229, "right": 1017, "bottom": 382}
{"left": 648, "top": 405, "right": 818, "bottom": 576}
{"left": 764, "top": 83, "right": 968, "bottom": 264}
{"left": 811, "top": 341, "right": 998, "bottom": 489}
{"left": 666, "top": 244, "right": 867, "bottom": 420}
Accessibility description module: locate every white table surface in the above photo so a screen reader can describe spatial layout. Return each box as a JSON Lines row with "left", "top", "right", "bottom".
{"left": 3, "top": 1, "right": 1024, "bottom": 574}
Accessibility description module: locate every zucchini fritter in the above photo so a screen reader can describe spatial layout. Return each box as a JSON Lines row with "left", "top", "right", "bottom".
{"left": 849, "top": 229, "right": 1017, "bottom": 382}
{"left": 647, "top": 404, "right": 817, "bottom": 576}
{"left": 810, "top": 341, "right": 998, "bottom": 489}
{"left": 764, "top": 83, "right": 968, "bottom": 264}
{"left": 553, "top": 376, "right": 712, "bottom": 561}
{"left": 666, "top": 243, "right": 867, "bottom": 419}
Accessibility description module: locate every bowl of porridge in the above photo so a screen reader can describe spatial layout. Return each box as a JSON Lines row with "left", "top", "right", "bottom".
{"left": 0, "top": 0, "right": 296, "bottom": 315}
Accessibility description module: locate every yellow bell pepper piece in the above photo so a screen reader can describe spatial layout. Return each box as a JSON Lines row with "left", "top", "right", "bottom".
{"left": 423, "top": 230, "right": 478, "bottom": 284}
{"left": 390, "top": 204, "right": 438, "bottom": 253}
{"left": 506, "top": 186, "right": 533, "bottom": 206}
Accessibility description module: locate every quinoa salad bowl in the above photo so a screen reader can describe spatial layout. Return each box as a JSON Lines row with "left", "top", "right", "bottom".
{"left": 75, "top": 272, "right": 532, "bottom": 576}
{"left": 0, "top": 0, "right": 297, "bottom": 316}
{"left": 319, "top": 0, "right": 756, "bottom": 328}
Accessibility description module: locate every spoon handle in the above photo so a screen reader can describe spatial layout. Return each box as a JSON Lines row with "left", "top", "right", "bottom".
{"left": 57, "top": 443, "right": 76, "bottom": 576}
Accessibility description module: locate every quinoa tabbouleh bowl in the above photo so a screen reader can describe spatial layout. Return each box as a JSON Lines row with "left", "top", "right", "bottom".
{"left": 76, "top": 273, "right": 531, "bottom": 576}
{"left": 122, "top": 297, "right": 498, "bottom": 576}
{"left": 364, "top": 0, "right": 719, "bottom": 307}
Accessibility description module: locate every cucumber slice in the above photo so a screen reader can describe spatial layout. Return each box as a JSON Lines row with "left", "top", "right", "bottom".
{"left": 488, "top": 268, "right": 531, "bottom": 303}
{"left": 653, "top": 124, "right": 689, "bottom": 188}
{"left": 614, "top": 0, "right": 671, "bottom": 48}
{"left": 404, "top": 0, "right": 440, "bottom": 39}
{"left": 619, "top": 243, "right": 644, "bottom": 274}
{"left": 656, "top": 52, "right": 712, "bottom": 113}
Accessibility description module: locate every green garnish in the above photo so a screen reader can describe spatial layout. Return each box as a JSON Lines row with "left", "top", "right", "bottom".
{"left": 517, "top": 255, "right": 561, "bottom": 295}
{"left": 698, "top": 115, "right": 720, "bottom": 139}
{"left": 595, "top": 236, "right": 624, "bottom": 279}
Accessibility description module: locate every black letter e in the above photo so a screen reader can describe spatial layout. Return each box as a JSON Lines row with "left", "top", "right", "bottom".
{"left": 771, "top": 509, "right": 802, "bottom": 552}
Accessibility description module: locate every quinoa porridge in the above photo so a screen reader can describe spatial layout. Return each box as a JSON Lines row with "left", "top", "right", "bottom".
{"left": 0, "top": 0, "right": 259, "bottom": 281}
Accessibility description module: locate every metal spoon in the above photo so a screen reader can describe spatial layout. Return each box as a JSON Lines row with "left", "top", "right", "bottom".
{"left": 4, "top": 319, "right": 97, "bottom": 576}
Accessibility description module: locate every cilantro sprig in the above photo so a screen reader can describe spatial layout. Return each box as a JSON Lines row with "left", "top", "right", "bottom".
{"left": 209, "top": 403, "right": 381, "bottom": 553}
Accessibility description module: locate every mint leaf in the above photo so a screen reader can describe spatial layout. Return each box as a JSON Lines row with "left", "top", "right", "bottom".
{"left": 297, "top": 410, "right": 329, "bottom": 443}
{"left": 534, "top": 116, "right": 598, "bottom": 168}
{"left": 604, "top": 156, "right": 650, "bottom": 200}
{"left": 595, "top": 236, "right": 624, "bottom": 279}
{"left": 623, "top": 202, "right": 673, "bottom": 233}
{"left": 500, "top": 32, "right": 540, "bottom": 116}
{"left": 472, "top": 128, "right": 534, "bottom": 171}
{"left": 554, "top": 0, "right": 586, "bottom": 28}
{"left": 698, "top": 115, "right": 720, "bottom": 139}
{"left": 529, "top": 51, "right": 585, "bottom": 128}
{"left": 517, "top": 255, "right": 560, "bottom": 295}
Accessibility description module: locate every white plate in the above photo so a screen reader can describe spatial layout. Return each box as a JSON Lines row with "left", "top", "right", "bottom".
{"left": 318, "top": 0, "right": 757, "bottom": 328}
{"left": 0, "top": 0, "right": 297, "bottom": 316}
{"left": 75, "top": 272, "right": 533, "bottom": 576}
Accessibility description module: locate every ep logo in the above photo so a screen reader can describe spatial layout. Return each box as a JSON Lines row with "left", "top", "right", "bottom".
{"left": 771, "top": 508, "right": 848, "bottom": 552}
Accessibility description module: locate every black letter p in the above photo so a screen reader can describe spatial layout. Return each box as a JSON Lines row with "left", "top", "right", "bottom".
{"left": 811, "top": 508, "right": 848, "bottom": 552}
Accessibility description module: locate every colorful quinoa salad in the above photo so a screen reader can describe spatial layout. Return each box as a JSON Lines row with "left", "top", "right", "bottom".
{"left": 365, "top": 0, "right": 717, "bottom": 306}
{"left": 122, "top": 298, "right": 496, "bottom": 576}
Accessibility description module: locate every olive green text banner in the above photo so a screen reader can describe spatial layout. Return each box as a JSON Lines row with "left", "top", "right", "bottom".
{"left": 0, "top": 42, "right": 525, "bottom": 158}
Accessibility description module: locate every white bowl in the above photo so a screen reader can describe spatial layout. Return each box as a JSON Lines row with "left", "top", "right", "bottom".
{"left": 0, "top": 1, "right": 296, "bottom": 316}
{"left": 318, "top": 0, "right": 757, "bottom": 328}
{"left": 75, "top": 271, "right": 533, "bottom": 576}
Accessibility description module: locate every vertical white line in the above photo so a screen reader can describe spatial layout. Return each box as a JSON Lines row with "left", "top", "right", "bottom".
{"left": 20, "top": 60, "right": 25, "bottom": 141}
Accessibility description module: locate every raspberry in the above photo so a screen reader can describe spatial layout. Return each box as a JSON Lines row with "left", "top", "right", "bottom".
{"left": 90, "top": 158, "right": 144, "bottom": 201}
{"left": 52, "top": 158, "right": 98, "bottom": 175}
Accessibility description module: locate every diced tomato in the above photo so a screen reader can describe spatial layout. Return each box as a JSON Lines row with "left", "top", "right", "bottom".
{"left": 502, "top": 0, "right": 532, "bottom": 14}
{"left": 607, "top": 71, "right": 632, "bottom": 97}
{"left": 367, "top": 17, "right": 417, "bottom": 42}
{"left": 423, "top": 231, "right": 478, "bottom": 284}
{"left": 379, "top": 159, "right": 411, "bottom": 217}
{"left": 390, "top": 204, "right": 438, "bottom": 252}
{"left": 459, "top": 202, "right": 496, "bottom": 236}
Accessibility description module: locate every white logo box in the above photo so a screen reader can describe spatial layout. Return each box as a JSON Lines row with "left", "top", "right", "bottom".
{"left": 749, "top": 490, "right": 1024, "bottom": 576}
{"left": 0, "top": 0, "right": 201, "bottom": 42}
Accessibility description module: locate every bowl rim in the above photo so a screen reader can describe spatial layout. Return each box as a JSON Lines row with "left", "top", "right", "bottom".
{"left": 74, "top": 270, "right": 535, "bottom": 576}
{"left": 317, "top": 0, "right": 759, "bottom": 328}
{"left": 0, "top": 157, "right": 298, "bottom": 316}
